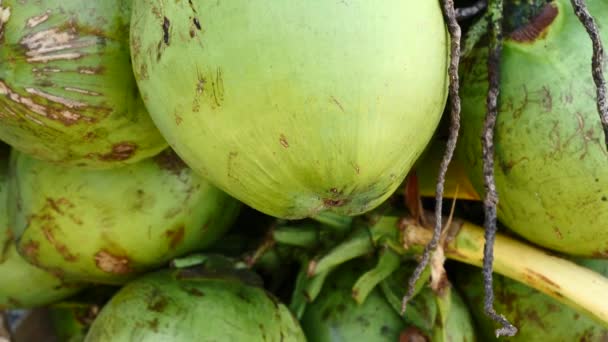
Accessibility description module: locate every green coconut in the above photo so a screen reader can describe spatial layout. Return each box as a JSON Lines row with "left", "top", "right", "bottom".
{"left": 0, "top": 143, "right": 9, "bottom": 252}
{"left": 458, "top": 0, "right": 608, "bottom": 256}
{"left": 49, "top": 304, "right": 93, "bottom": 342}
{"left": 380, "top": 262, "right": 477, "bottom": 342}
{"left": 48, "top": 286, "right": 117, "bottom": 342}
{"left": 0, "top": 242, "right": 83, "bottom": 309}
{"left": 455, "top": 260, "right": 608, "bottom": 340}
{"left": 0, "top": 145, "right": 82, "bottom": 309}
{"left": 84, "top": 256, "right": 306, "bottom": 341}
{"left": 301, "top": 261, "right": 408, "bottom": 341}
{"left": 300, "top": 261, "right": 476, "bottom": 342}
{"left": 129, "top": 0, "right": 449, "bottom": 219}
{"left": 0, "top": 0, "right": 167, "bottom": 168}
{"left": 9, "top": 148, "right": 241, "bottom": 284}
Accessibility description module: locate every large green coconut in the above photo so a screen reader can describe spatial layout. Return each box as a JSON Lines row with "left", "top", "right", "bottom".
{"left": 0, "top": 0, "right": 167, "bottom": 168}
{"left": 130, "top": 0, "right": 449, "bottom": 219}
{"left": 9, "top": 149, "right": 241, "bottom": 284}
{"left": 458, "top": 0, "right": 608, "bottom": 256}
{"left": 84, "top": 256, "right": 306, "bottom": 341}
{"left": 455, "top": 260, "right": 608, "bottom": 340}
{"left": 0, "top": 145, "right": 82, "bottom": 309}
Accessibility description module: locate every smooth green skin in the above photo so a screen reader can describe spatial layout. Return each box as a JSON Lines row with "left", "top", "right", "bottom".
{"left": 9, "top": 149, "right": 241, "bottom": 284}
{"left": 0, "top": 0, "right": 167, "bottom": 169}
{"left": 458, "top": 0, "right": 608, "bottom": 256}
{"left": 85, "top": 269, "right": 306, "bottom": 342}
{"left": 49, "top": 305, "right": 89, "bottom": 342}
{"left": 49, "top": 302, "right": 102, "bottom": 342}
{"left": 438, "top": 287, "right": 477, "bottom": 342}
{"left": 455, "top": 260, "right": 608, "bottom": 341}
{"left": 301, "top": 261, "right": 408, "bottom": 341}
{"left": 0, "top": 147, "right": 81, "bottom": 309}
{"left": 48, "top": 286, "right": 118, "bottom": 342}
{"left": 0, "top": 144, "right": 8, "bottom": 252}
{"left": 130, "top": 0, "right": 449, "bottom": 219}
{"left": 0, "top": 243, "right": 82, "bottom": 309}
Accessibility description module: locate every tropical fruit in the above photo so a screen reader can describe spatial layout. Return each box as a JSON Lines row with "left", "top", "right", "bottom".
{"left": 48, "top": 286, "right": 117, "bottom": 342}
{"left": 9, "top": 149, "right": 241, "bottom": 284}
{"left": 301, "top": 261, "right": 407, "bottom": 341}
{"left": 130, "top": 0, "right": 449, "bottom": 219}
{"left": 84, "top": 255, "right": 306, "bottom": 341}
{"left": 458, "top": 0, "right": 608, "bottom": 256}
{"left": 0, "top": 0, "right": 167, "bottom": 168}
{"left": 0, "top": 241, "right": 83, "bottom": 309}
{"left": 301, "top": 260, "right": 476, "bottom": 342}
{"left": 0, "top": 144, "right": 82, "bottom": 308}
{"left": 455, "top": 260, "right": 608, "bottom": 340}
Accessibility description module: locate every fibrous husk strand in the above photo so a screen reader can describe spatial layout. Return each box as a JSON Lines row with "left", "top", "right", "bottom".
{"left": 401, "top": 0, "right": 462, "bottom": 315}
{"left": 481, "top": 0, "right": 517, "bottom": 337}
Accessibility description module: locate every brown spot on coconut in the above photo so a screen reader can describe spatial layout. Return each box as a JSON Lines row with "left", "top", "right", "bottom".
{"left": 94, "top": 250, "right": 132, "bottom": 275}
{"left": 98, "top": 142, "right": 138, "bottom": 161}
{"left": 166, "top": 225, "right": 185, "bottom": 250}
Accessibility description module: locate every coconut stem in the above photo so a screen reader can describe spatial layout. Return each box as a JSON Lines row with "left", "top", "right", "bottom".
{"left": 352, "top": 247, "right": 400, "bottom": 304}
{"left": 456, "top": 0, "right": 488, "bottom": 20}
{"left": 481, "top": 0, "right": 518, "bottom": 337}
{"left": 244, "top": 228, "right": 276, "bottom": 268}
{"left": 569, "top": 0, "right": 608, "bottom": 149}
{"left": 272, "top": 226, "right": 319, "bottom": 248}
{"left": 401, "top": 220, "right": 608, "bottom": 327}
{"left": 401, "top": 0, "right": 462, "bottom": 316}
{"left": 307, "top": 227, "right": 374, "bottom": 277}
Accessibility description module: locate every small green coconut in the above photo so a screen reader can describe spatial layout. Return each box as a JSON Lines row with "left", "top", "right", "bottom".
{"left": 455, "top": 260, "right": 608, "bottom": 340}
{"left": 301, "top": 261, "right": 408, "bottom": 341}
{"left": 458, "top": 0, "right": 608, "bottom": 256}
{"left": 0, "top": 144, "right": 82, "bottom": 309}
{"left": 301, "top": 260, "right": 476, "bottom": 342}
{"left": 10, "top": 149, "right": 241, "bottom": 284}
{"left": 84, "top": 256, "right": 306, "bottom": 342}
{"left": 0, "top": 0, "right": 167, "bottom": 168}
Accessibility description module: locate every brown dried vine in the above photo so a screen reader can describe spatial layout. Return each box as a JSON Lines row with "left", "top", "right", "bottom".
{"left": 405, "top": 0, "right": 606, "bottom": 338}
{"left": 401, "top": 0, "right": 462, "bottom": 314}
{"left": 481, "top": 0, "right": 517, "bottom": 337}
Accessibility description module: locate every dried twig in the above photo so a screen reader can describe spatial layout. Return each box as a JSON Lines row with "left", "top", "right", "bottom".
{"left": 569, "top": 0, "right": 608, "bottom": 149}
{"left": 481, "top": 0, "right": 517, "bottom": 337}
{"left": 244, "top": 226, "right": 276, "bottom": 268}
{"left": 401, "top": 0, "right": 462, "bottom": 314}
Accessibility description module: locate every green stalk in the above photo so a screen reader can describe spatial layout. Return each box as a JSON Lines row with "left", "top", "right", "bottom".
{"left": 311, "top": 212, "right": 353, "bottom": 232}
{"left": 401, "top": 220, "right": 608, "bottom": 326}
{"left": 273, "top": 226, "right": 319, "bottom": 248}
{"left": 308, "top": 228, "right": 374, "bottom": 276}
{"left": 351, "top": 247, "right": 400, "bottom": 304}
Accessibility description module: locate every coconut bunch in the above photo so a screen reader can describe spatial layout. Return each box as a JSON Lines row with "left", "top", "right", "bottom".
{"left": 0, "top": 0, "right": 608, "bottom": 340}
{"left": 0, "top": 0, "right": 244, "bottom": 329}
